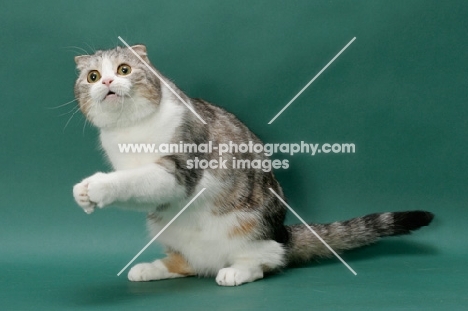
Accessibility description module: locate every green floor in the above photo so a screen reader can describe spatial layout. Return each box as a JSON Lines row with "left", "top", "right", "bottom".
{"left": 1, "top": 190, "right": 464, "bottom": 310}
{"left": 2, "top": 231, "right": 465, "bottom": 310}
{"left": 0, "top": 217, "right": 462, "bottom": 310}
{"left": 5, "top": 256, "right": 465, "bottom": 311}
{"left": 1, "top": 0, "right": 467, "bottom": 310}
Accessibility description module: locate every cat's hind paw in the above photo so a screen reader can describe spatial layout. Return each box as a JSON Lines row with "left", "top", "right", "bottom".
{"left": 128, "top": 260, "right": 183, "bottom": 282}
{"left": 128, "top": 263, "right": 159, "bottom": 282}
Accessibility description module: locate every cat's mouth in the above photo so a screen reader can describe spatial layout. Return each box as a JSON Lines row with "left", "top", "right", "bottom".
{"left": 105, "top": 91, "right": 118, "bottom": 99}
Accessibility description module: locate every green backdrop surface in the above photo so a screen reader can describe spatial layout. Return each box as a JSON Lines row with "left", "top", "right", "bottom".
{"left": 0, "top": 1, "right": 466, "bottom": 310}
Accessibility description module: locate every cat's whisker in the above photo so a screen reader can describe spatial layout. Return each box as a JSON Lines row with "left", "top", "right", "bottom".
{"left": 80, "top": 104, "right": 92, "bottom": 135}
{"left": 62, "top": 45, "right": 89, "bottom": 56}
{"left": 63, "top": 106, "right": 82, "bottom": 131}
{"left": 58, "top": 104, "right": 80, "bottom": 117}
{"left": 82, "top": 109, "right": 92, "bottom": 136}
{"left": 84, "top": 42, "right": 96, "bottom": 54}
{"left": 47, "top": 98, "right": 79, "bottom": 110}
{"left": 56, "top": 96, "right": 92, "bottom": 117}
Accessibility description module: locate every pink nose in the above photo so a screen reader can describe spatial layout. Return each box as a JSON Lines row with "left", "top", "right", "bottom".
{"left": 102, "top": 78, "right": 114, "bottom": 86}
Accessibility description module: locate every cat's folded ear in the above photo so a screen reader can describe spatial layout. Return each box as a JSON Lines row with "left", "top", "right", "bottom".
{"left": 74, "top": 55, "right": 90, "bottom": 69}
{"left": 129, "top": 45, "right": 149, "bottom": 62}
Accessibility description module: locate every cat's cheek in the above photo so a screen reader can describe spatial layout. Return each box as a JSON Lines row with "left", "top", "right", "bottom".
{"left": 86, "top": 172, "right": 118, "bottom": 208}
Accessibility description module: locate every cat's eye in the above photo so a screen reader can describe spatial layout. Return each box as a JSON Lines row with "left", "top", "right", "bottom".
{"left": 87, "top": 70, "right": 101, "bottom": 83}
{"left": 117, "top": 64, "right": 132, "bottom": 76}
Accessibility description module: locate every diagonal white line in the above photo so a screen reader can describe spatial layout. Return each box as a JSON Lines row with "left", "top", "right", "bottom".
{"left": 268, "top": 37, "right": 356, "bottom": 124}
{"left": 268, "top": 188, "right": 357, "bottom": 275}
{"left": 118, "top": 36, "right": 207, "bottom": 125}
{"left": 117, "top": 188, "right": 206, "bottom": 276}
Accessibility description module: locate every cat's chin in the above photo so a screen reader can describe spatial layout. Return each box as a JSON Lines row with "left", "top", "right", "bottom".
{"left": 88, "top": 101, "right": 158, "bottom": 129}
{"left": 91, "top": 116, "right": 146, "bottom": 129}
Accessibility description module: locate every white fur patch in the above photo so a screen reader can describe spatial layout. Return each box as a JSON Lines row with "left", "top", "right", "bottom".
{"left": 147, "top": 172, "right": 286, "bottom": 277}
{"left": 128, "top": 260, "right": 184, "bottom": 282}
{"left": 216, "top": 266, "right": 263, "bottom": 286}
{"left": 100, "top": 85, "right": 186, "bottom": 170}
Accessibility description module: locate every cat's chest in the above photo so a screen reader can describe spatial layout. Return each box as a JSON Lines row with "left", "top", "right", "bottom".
{"left": 99, "top": 107, "right": 183, "bottom": 170}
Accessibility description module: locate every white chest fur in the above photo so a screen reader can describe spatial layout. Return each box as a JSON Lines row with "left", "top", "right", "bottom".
{"left": 99, "top": 96, "right": 185, "bottom": 170}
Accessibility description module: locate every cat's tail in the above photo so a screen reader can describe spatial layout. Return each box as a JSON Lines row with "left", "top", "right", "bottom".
{"left": 285, "top": 211, "right": 434, "bottom": 265}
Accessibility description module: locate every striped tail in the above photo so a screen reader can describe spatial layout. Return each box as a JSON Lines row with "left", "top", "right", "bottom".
{"left": 285, "top": 211, "right": 434, "bottom": 264}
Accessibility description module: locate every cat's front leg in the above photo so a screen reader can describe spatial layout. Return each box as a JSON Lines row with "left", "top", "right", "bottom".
{"left": 73, "top": 163, "right": 185, "bottom": 213}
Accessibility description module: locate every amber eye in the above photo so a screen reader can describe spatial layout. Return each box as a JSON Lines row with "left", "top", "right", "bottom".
{"left": 87, "top": 70, "right": 101, "bottom": 83}
{"left": 117, "top": 64, "right": 132, "bottom": 76}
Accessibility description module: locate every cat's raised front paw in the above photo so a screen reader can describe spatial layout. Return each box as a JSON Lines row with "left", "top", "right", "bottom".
{"left": 73, "top": 181, "right": 95, "bottom": 214}
{"left": 86, "top": 172, "right": 116, "bottom": 208}
{"left": 73, "top": 172, "right": 116, "bottom": 213}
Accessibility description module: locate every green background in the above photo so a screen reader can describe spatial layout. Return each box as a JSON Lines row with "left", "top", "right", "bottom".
{"left": 1, "top": 0, "right": 466, "bottom": 310}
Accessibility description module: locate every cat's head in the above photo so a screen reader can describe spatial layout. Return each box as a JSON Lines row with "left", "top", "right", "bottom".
{"left": 74, "top": 45, "right": 162, "bottom": 128}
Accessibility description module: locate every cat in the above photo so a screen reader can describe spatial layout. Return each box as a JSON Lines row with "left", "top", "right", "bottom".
{"left": 72, "top": 45, "right": 434, "bottom": 286}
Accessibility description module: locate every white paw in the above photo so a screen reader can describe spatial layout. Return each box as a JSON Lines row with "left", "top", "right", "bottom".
{"left": 73, "top": 172, "right": 116, "bottom": 213}
{"left": 73, "top": 181, "right": 95, "bottom": 214}
{"left": 216, "top": 267, "right": 262, "bottom": 286}
{"left": 86, "top": 172, "right": 116, "bottom": 208}
{"left": 128, "top": 261, "right": 168, "bottom": 282}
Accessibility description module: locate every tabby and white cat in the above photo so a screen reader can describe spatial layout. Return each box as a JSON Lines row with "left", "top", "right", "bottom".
{"left": 72, "top": 45, "right": 433, "bottom": 286}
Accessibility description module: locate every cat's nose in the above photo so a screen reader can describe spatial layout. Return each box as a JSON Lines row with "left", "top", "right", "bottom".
{"left": 102, "top": 78, "right": 114, "bottom": 86}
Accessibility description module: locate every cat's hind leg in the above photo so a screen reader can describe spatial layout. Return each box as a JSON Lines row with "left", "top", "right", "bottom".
{"left": 128, "top": 251, "right": 195, "bottom": 282}
{"left": 216, "top": 240, "right": 285, "bottom": 286}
